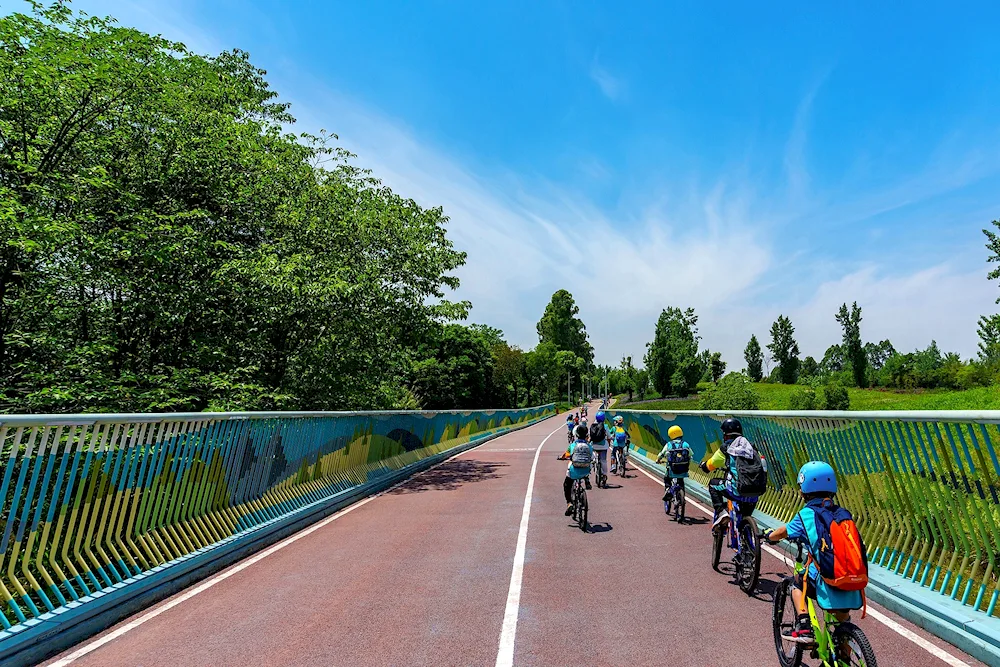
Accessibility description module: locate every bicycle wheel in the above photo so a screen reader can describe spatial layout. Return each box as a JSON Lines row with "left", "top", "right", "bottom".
{"left": 711, "top": 524, "right": 724, "bottom": 572}
{"left": 675, "top": 488, "right": 686, "bottom": 523}
{"left": 619, "top": 451, "right": 627, "bottom": 477}
{"left": 772, "top": 578, "right": 803, "bottom": 667}
{"left": 833, "top": 623, "right": 878, "bottom": 666}
{"left": 579, "top": 488, "right": 589, "bottom": 532}
{"left": 737, "top": 517, "right": 762, "bottom": 595}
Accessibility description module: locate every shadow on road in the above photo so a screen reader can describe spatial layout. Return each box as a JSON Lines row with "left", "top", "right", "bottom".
{"left": 588, "top": 522, "right": 614, "bottom": 533}
{"left": 389, "top": 459, "right": 509, "bottom": 494}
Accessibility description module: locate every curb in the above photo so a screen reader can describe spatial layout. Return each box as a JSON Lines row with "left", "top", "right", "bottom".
{"left": 627, "top": 449, "right": 1000, "bottom": 667}
{"left": 0, "top": 413, "right": 555, "bottom": 667}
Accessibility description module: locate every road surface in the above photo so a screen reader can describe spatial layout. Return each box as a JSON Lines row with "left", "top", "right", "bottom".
{"left": 46, "top": 406, "right": 986, "bottom": 666}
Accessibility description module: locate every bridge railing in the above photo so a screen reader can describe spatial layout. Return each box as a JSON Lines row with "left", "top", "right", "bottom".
{"left": 613, "top": 408, "right": 1000, "bottom": 619}
{"left": 0, "top": 405, "right": 555, "bottom": 630}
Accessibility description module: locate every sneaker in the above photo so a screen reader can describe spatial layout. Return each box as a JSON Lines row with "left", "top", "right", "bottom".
{"left": 711, "top": 512, "right": 728, "bottom": 533}
{"left": 585, "top": 478, "right": 592, "bottom": 490}
{"left": 610, "top": 466, "right": 617, "bottom": 474}
{"left": 784, "top": 616, "right": 815, "bottom": 645}
{"left": 565, "top": 503, "right": 574, "bottom": 516}
{"left": 661, "top": 489, "right": 671, "bottom": 502}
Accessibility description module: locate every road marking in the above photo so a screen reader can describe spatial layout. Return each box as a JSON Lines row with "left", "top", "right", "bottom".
{"left": 495, "top": 423, "right": 563, "bottom": 667}
{"left": 629, "top": 462, "right": 973, "bottom": 667}
{"left": 46, "top": 421, "right": 553, "bottom": 667}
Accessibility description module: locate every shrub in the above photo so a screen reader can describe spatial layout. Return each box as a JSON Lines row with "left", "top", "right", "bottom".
{"left": 821, "top": 384, "right": 850, "bottom": 411}
{"left": 789, "top": 387, "right": 817, "bottom": 410}
{"left": 699, "top": 372, "right": 761, "bottom": 410}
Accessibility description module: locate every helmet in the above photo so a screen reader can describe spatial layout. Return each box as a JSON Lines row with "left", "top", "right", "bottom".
{"left": 595, "top": 412, "right": 605, "bottom": 423}
{"left": 720, "top": 418, "right": 743, "bottom": 436}
{"left": 667, "top": 425, "right": 683, "bottom": 440}
{"left": 574, "top": 424, "right": 589, "bottom": 439}
{"left": 566, "top": 414, "right": 573, "bottom": 421}
{"left": 614, "top": 415, "right": 623, "bottom": 424}
{"left": 798, "top": 461, "right": 837, "bottom": 495}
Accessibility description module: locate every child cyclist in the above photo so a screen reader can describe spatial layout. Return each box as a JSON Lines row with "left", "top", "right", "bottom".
{"left": 655, "top": 425, "right": 692, "bottom": 512}
{"left": 565, "top": 414, "right": 575, "bottom": 444}
{"left": 764, "top": 461, "right": 866, "bottom": 645}
{"left": 588, "top": 412, "right": 609, "bottom": 487}
{"left": 697, "top": 418, "right": 765, "bottom": 531}
{"left": 609, "top": 415, "right": 629, "bottom": 474}
{"left": 564, "top": 424, "right": 594, "bottom": 515}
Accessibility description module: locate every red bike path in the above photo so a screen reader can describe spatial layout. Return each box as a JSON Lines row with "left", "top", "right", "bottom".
{"left": 46, "top": 406, "right": 985, "bottom": 666}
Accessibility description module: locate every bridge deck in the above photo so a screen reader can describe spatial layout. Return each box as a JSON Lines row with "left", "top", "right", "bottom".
{"left": 47, "top": 409, "right": 984, "bottom": 666}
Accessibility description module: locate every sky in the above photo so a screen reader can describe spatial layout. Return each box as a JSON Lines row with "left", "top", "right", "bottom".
{"left": 18, "top": 0, "right": 1000, "bottom": 368}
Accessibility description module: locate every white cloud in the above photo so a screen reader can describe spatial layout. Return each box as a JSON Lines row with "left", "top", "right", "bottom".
{"left": 589, "top": 59, "right": 624, "bottom": 101}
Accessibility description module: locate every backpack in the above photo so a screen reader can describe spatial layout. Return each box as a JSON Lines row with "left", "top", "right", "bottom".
{"left": 809, "top": 500, "right": 869, "bottom": 591}
{"left": 667, "top": 447, "right": 691, "bottom": 475}
{"left": 727, "top": 439, "right": 768, "bottom": 497}
{"left": 589, "top": 422, "right": 606, "bottom": 443}
{"left": 570, "top": 442, "right": 593, "bottom": 468}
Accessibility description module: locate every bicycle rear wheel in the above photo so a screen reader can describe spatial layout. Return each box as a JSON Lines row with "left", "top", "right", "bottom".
{"left": 579, "top": 488, "right": 589, "bottom": 532}
{"left": 737, "top": 516, "right": 762, "bottom": 594}
{"left": 675, "top": 488, "right": 686, "bottom": 523}
{"left": 711, "top": 523, "right": 724, "bottom": 572}
{"left": 619, "top": 451, "right": 627, "bottom": 477}
{"left": 772, "top": 578, "right": 803, "bottom": 667}
{"left": 833, "top": 623, "right": 878, "bottom": 666}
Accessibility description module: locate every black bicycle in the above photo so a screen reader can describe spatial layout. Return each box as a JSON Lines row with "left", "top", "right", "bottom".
{"left": 612, "top": 445, "right": 628, "bottom": 478}
{"left": 663, "top": 478, "right": 686, "bottom": 522}
{"left": 593, "top": 450, "right": 607, "bottom": 488}
{"left": 571, "top": 477, "right": 589, "bottom": 532}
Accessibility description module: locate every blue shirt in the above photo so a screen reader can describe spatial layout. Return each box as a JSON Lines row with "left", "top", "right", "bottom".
{"left": 566, "top": 440, "right": 594, "bottom": 479}
{"left": 786, "top": 501, "right": 865, "bottom": 611}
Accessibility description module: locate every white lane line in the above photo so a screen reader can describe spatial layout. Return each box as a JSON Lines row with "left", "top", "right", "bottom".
{"left": 495, "top": 423, "right": 563, "bottom": 667}
{"left": 629, "top": 462, "right": 973, "bottom": 666}
{"left": 47, "top": 421, "right": 554, "bottom": 667}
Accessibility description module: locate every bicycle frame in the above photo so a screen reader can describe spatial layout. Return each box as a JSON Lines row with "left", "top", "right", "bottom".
{"left": 792, "top": 547, "right": 847, "bottom": 665}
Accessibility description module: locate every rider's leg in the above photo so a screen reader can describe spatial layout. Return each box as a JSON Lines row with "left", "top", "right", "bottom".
{"left": 597, "top": 449, "right": 608, "bottom": 483}
{"left": 708, "top": 478, "right": 727, "bottom": 525}
{"left": 563, "top": 475, "right": 574, "bottom": 515}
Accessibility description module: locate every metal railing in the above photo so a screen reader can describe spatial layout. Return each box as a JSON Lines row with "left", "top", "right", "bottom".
{"left": 0, "top": 405, "right": 555, "bottom": 629}
{"left": 612, "top": 408, "right": 1000, "bottom": 619}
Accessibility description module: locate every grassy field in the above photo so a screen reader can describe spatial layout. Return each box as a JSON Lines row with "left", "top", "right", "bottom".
{"left": 614, "top": 384, "right": 1000, "bottom": 412}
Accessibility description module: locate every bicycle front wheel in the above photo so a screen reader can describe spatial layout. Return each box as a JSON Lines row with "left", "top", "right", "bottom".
{"left": 737, "top": 517, "right": 762, "bottom": 595}
{"left": 711, "top": 524, "right": 724, "bottom": 572}
{"left": 772, "top": 578, "right": 803, "bottom": 667}
{"left": 833, "top": 623, "right": 878, "bottom": 667}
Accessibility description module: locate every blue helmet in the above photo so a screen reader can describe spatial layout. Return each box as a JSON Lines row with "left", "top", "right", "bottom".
{"left": 595, "top": 412, "right": 605, "bottom": 423}
{"left": 798, "top": 461, "right": 837, "bottom": 495}
{"left": 566, "top": 414, "right": 573, "bottom": 421}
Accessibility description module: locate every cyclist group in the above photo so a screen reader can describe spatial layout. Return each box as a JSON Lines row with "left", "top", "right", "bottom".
{"left": 562, "top": 407, "right": 870, "bottom": 658}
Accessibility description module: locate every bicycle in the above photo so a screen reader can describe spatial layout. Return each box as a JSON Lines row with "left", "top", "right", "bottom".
{"left": 772, "top": 541, "right": 877, "bottom": 666}
{"left": 611, "top": 445, "right": 627, "bottom": 478}
{"left": 571, "top": 477, "right": 589, "bottom": 532}
{"left": 663, "top": 477, "right": 686, "bottom": 522}
{"left": 711, "top": 497, "right": 761, "bottom": 595}
{"left": 593, "top": 449, "right": 607, "bottom": 488}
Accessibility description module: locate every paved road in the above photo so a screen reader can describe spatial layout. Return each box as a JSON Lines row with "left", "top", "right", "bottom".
{"left": 47, "top": 406, "right": 986, "bottom": 666}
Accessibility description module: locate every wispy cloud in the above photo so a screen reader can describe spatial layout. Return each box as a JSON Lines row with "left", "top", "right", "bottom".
{"left": 589, "top": 57, "right": 624, "bottom": 101}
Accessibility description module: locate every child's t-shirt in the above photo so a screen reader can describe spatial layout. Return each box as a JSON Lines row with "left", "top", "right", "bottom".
{"left": 566, "top": 440, "right": 594, "bottom": 479}
{"left": 787, "top": 501, "right": 865, "bottom": 611}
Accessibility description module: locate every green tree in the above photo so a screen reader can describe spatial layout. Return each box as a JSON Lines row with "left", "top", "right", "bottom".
{"left": 536, "top": 289, "right": 593, "bottom": 364}
{"left": 699, "top": 372, "right": 760, "bottom": 410}
{"left": 644, "top": 307, "right": 700, "bottom": 396}
{"left": 767, "top": 315, "right": 800, "bottom": 384}
{"left": 709, "top": 352, "right": 726, "bottom": 383}
{"left": 978, "top": 315, "right": 1000, "bottom": 366}
{"left": 491, "top": 341, "right": 524, "bottom": 407}
{"left": 799, "top": 356, "right": 820, "bottom": 381}
{"left": 635, "top": 369, "right": 650, "bottom": 400}
{"left": 836, "top": 302, "right": 867, "bottom": 387}
{"left": 744, "top": 335, "right": 764, "bottom": 382}
{"left": 0, "top": 4, "right": 467, "bottom": 412}
{"left": 620, "top": 355, "right": 637, "bottom": 401}
{"left": 409, "top": 324, "right": 495, "bottom": 409}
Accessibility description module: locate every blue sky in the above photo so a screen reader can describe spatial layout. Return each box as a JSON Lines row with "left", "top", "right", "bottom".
{"left": 20, "top": 0, "right": 1000, "bottom": 367}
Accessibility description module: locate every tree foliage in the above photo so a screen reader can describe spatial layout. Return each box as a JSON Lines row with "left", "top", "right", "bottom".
{"left": 767, "top": 315, "right": 800, "bottom": 384}
{"left": 536, "top": 289, "right": 593, "bottom": 365}
{"left": 698, "top": 372, "right": 760, "bottom": 410}
{"left": 645, "top": 307, "right": 700, "bottom": 396}
{"left": 836, "top": 302, "right": 867, "bottom": 387}
{"left": 744, "top": 335, "right": 763, "bottom": 382}
{"left": 0, "top": 4, "right": 468, "bottom": 412}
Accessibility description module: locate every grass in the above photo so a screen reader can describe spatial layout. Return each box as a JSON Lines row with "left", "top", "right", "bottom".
{"left": 614, "top": 384, "right": 1000, "bottom": 412}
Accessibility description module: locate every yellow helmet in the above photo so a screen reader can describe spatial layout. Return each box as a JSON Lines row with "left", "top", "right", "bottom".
{"left": 667, "top": 425, "right": 683, "bottom": 440}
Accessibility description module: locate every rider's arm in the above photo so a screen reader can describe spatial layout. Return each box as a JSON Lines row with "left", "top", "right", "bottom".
{"left": 765, "top": 524, "right": 788, "bottom": 542}
{"left": 703, "top": 448, "right": 725, "bottom": 472}
{"left": 655, "top": 443, "right": 669, "bottom": 463}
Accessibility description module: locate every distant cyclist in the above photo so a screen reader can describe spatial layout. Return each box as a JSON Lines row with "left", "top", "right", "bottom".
{"left": 609, "top": 415, "right": 629, "bottom": 474}
{"left": 698, "top": 418, "right": 766, "bottom": 531}
{"left": 589, "top": 412, "right": 609, "bottom": 487}
{"left": 656, "top": 425, "right": 692, "bottom": 512}
{"left": 565, "top": 414, "right": 575, "bottom": 443}
{"left": 565, "top": 424, "right": 593, "bottom": 515}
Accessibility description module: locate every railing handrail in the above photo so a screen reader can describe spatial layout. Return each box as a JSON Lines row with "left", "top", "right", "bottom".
{"left": 614, "top": 408, "right": 1000, "bottom": 424}
{"left": 0, "top": 404, "right": 557, "bottom": 427}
